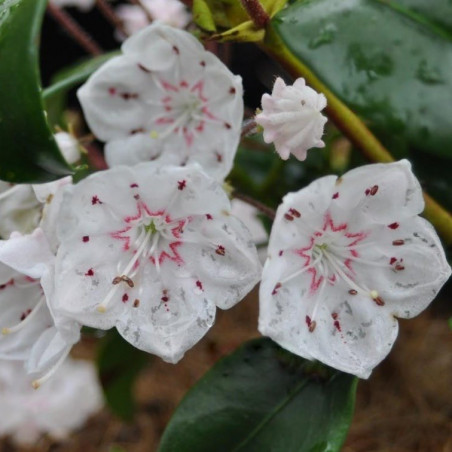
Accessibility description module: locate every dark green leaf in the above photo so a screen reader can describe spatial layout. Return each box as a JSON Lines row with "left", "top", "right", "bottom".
{"left": 158, "top": 338, "right": 357, "bottom": 452}
{"left": 0, "top": 0, "right": 71, "bottom": 182}
{"left": 98, "top": 330, "right": 149, "bottom": 421}
{"left": 272, "top": 0, "right": 452, "bottom": 160}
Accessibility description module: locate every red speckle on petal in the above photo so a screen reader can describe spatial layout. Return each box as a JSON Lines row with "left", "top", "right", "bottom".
{"left": 173, "top": 45, "right": 180, "bottom": 54}
{"left": 0, "top": 279, "right": 14, "bottom": 290}
{"left": 200, "top": 60, "right": 206, "bottom": 67}
{"left": 215, "top": 152, "right": 223, "bottom": 162}
{"left": 108, "top": 87, "right": 116, "bottom": 95}
{"left": 82, "top": 236, "right": 90, "bottom": 243}
{"left": 332, "top": 192, "right": 339, "bottom": 199}
{"left": 85, "top": 268, "right": 94, "bottom": 276}
{"left": 196, "top": 280, "right": 203, "bottom": 291}
{"left": 178, "top": 180, "right": 186, "bottom": 190}
{"left": 206, "top": 214, "right": 213, "bottom": 220}
{"left": 130, "top": 183, "right": 139, "bottom": 188}
{"left": 278, "top": 250, "right": 284, "bottom": 256}
{"left": 334, "top": 320, "right": 341, "bottom": 332}
{"left": 388, "top": 222, "right": 399, "bottom": 229}
{"left": 161, "top": 296, "right": 169, "bottom": 302}
{"left": 130, "top": 128, "right": 145, "bottom": 135}
{"left": 389, "top": 257, "right": 397, "bottom": 265}
{"left": 180, "top": 80, "right": 189, "bottom": 88}
{"left": 120, "top": 92, "right": 138, "bottom": 100}
{"left": 134, "top": 194, "right": 140, "bottom": 200}
{"left": 229, "top": 87, "right": 236, "bottom": 94}
{"left": 306, "top": 316, "right": 316, "bottom": 332}
{"left": 289, "top": 208, "right": 301, "bottom": 218}
{"left": 20, "top": 309, "right": 32, "bottom": 321}
{"left": 331, "top": 312, "right": 338, "bottom": 320}
{"left": 122, "top": 294, "right": 129, "bottom": 303}
{"left": 272, "top": 282, "right": 282, "bottom": 295}
{"left": 215, "top": 245, "right": 226, "bottom": 256}
{"left": 224, "top": 122, "right": 232, "bottom": 129}
{"left": 365, "top": 188, "right": 370, "bottom": 196}
{"left": 91, "top": 195, "right": 102, "bottom": 205}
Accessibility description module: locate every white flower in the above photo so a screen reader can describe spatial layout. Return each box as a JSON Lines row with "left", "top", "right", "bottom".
{"left": 0, "top": 179, "right": 81, "bottom": 387}
{"left": 255, "top": 77, "right": 327, "bottom": 161}
{"left": 116, "top": 0, "right": 190, "bottom": 38}
{"left": 0, "top": 357, "right": 102, "bottom": 445}
{"left": 50, "top": 0, "right": 95, "bottom": 12}
{"left": 77, "top": 22, "right": 243, "bottom": 180}
{"left": 259, "top": 160, "right": 451, "bottom": 378}
{"left": 54, "top": 132, "right": 81, "bottom": 165}
{"left": 52, "top": 163, "right": 261, "bottom": 363}
{"left": 0, "top": 230, "right": 81, "bottom": 388}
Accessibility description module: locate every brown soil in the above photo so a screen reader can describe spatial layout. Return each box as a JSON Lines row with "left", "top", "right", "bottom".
{"left": 2, "top": 289, "right": 451, "bottom": 452}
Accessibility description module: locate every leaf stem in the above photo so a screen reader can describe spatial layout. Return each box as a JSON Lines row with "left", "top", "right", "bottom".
{"left": 232, "top": 191, "right": 275, "bottom": 220}
{"left": 262, "top": 27, "right": 452, "bottom": 245}
{"left": 240, "top": 0, "right": 270, "bottom": 29}
{"left": 46, "top": 3, "right": 103, "bottom": 56}
{"left": 96, "top": 0, "right": 129, "bottom": 37}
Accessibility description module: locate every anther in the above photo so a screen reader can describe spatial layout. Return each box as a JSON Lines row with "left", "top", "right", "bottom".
{"left": 133, "top": 299, "right": 140, "bottom": 308}
{"left": 392, "top": 239, "right": 405, "bottom": 246}
{"left": 370, "top": 185, "right": 379, "bottom": 196}
{"left": 348, "top": 289, "right": 357, "bottom": 295}
{"left": 272, "top": 282, "right": 282, "bottom": 295}
{"left": 284, "top": 213, "right": 294, "bottom": 221}
{"left": 289, "top": 208, "right": 301, "bottom": 218}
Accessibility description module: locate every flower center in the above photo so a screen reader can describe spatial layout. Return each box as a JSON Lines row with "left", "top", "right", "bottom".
{"left": 97, "top": 212, "right": 187, "bottom": 313}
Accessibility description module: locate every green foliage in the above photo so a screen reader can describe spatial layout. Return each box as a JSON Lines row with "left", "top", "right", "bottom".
{"left": 0, "top": 0, "right": 71, "bottom": 183}
{"left": 158, "top": 338, "right": 357, "bottom": 452}
{"left": 272, "top": 0, "right": 452, "bottom": 160}
{"left": 43, "top": 52, "right": 119, "bottom": 128}
{"left": 97, "top": 330, "right": 149, "bottom": 421}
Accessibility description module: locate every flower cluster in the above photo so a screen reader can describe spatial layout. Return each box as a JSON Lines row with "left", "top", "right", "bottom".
{"left": 0, "top": 21, "right": 450, "bottom": 394}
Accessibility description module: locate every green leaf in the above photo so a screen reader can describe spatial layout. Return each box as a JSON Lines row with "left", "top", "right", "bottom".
{"left": 98, "top": 330, "right": 149, "bottom": 421}
{"left": 0, "top": 0, "right": 71, "bottom": 182}
{"left": 271, "top": 0, "right": 452, "bottom": 160}
{"left": 158, "top": 338, "right": 357, "bottom": 452}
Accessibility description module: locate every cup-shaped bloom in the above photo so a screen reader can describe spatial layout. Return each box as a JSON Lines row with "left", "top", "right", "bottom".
{"left": 255, "top": 77, "right": 327, "bottom": 161}
{"left": 259, "top": 160, "right": 451, "bottom": 378}
{"left": 53, "top": 163, "right": 262, "bottom": 362}
{"left": 78, "top": 23, "right": 243, "bottom": 180}
{"left": 0, "top": 357, "right": 102, "bottom": 445}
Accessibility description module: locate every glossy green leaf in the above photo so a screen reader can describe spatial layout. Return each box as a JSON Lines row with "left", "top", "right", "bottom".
{"left": 158, "top": 338, "right": 357, "bottom": 452}
{"left": 0, "top": 0, "right": 71, "bottom": 182}
{"left": 272, "top": 0, "right": 452, "bottom": 159}
{"left": 98, "top": 330, "right": 149, "bottom": 421}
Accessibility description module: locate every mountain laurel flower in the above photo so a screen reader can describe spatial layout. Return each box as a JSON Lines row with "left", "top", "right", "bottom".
{"left": 53, "top": 163, "right": 261, "bottom": 363}
{"left": 0, "top": 230, "right": 81, "bottom": 389}
{"left": 0, "top": 358, "right": 102, "bottom": 445}
{"left": 116, "top": 0, "right": 191, "bottom": 38}
{"left": 78, "top": 23, "right": 243, "bottom": 180}
{"left": 259, "top": 160, "right": 451, "bottom": 378}
{"left": 255, "top": 77, "right": 327, "bottom": 161}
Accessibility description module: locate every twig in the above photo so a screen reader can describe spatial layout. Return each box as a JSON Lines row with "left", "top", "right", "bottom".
{"left": 46, "top": 3, "right": 103, "bottom": 56}
{"left": 241, "top": 118, "right": 258, "bottom": 138}
{"left": 240, "top": 0, "right": 270, "bottom": 29}
{"left": 232, "top": 191, "right": 275, "bottom": 220}
{"left": 127, "top": 0, "right": 154, "bottom": 23}
{"left": 96, "top": 0, "right": 129, "bottom": 37}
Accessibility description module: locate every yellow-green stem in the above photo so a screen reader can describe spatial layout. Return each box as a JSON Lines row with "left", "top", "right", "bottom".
{"left": 262, "top": 27, "right": 452, "bottom": 245}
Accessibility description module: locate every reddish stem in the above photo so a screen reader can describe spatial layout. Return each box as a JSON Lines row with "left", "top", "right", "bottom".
{"left": 240, "top": 0, "right": 270, "bottom": 29}
{"left": 46, "top": 3, "right": 103, "bottom": 56}
{"left": 233, "top": 192, "right": 275, "bottom": 220}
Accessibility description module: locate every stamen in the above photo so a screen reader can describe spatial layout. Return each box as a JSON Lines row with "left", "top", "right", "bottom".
{"left": 32, "top": 346, "right": 71, "bottom": 389}
{"left": 2, "top": 298, "right": 45, "bottom": 335}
